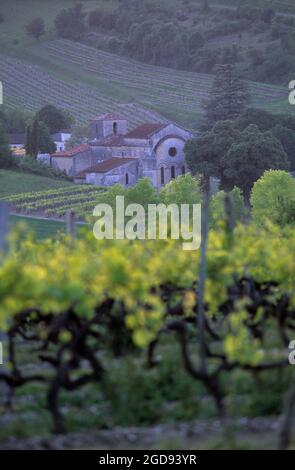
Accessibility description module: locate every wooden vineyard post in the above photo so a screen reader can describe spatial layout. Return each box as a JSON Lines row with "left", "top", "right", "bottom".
{"left": 66, "top": 210, "right": 76, "bottom": 238}
{"left": 279, "top": 372, "right": 295, "bottom": 449}
{"left": 0, "top": 201, "right": 8, "bottom": 253}
{"left": 197, "top": 179, "right": 209, "bottom": 375}
{"left": 0, "top": 201, "right": 10, "bottom": 405}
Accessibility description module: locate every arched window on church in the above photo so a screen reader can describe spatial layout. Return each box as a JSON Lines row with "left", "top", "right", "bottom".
{"left": 125, "top": 173, "right": 129, "bottom": 186}
{"left": 160, "top": 167, "right": 165, "bottom": 185}
{"left": 113, "top": 122, "right": 118, "bottom": 135}
{"left": 171, "top": 166, "right": 175, "bottom": 179}
{"left": 182, "top": 165, "right": 186, "bottom": 175}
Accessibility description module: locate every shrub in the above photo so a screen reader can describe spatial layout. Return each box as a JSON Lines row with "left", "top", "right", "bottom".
{"left": 251, "top": 170, "right": 295, "bottom": 227}
{"left": 17, "top": 156, "right": 69, "bottom": 180}
{"left": 0, "top": 127, "right": 14, "bottom": 169}
{"left": 55, "top": 3, "right": 86, "bottom": 41}
{"left": 26, "top": 18, "right": 45, "bottom": 39}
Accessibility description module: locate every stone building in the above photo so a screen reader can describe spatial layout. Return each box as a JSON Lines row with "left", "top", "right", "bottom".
{"left": 52, "top": 113, "right": 195, "bottom": 189}
{"left": 51, "top": 144, "right": 94, "bottom": 175}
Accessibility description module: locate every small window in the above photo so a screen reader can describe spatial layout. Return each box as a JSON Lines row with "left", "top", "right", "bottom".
{"left": 160, "top": 167, "right": 165, "bottom": 185}
{"left": 96, "top": 124, "right": 99, "bottom": 134}
{"left": 171, "top": 166, "right": 175, "bottom": 179}
{"left": 113, "top": 122, "right": 118, "bottom": 135}
{"left": 125, "top": 173, "right": 129, "bottom": 185}
{"left": 169, "top": 147, "right": 177, "bottom": 157}
{"left": 182, "top": 165, "right": 186, "bottom": 175}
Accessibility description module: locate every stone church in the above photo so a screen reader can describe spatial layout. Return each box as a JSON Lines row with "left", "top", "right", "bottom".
{"left": 51, "top": 114, "right": 194, "bottom": 189}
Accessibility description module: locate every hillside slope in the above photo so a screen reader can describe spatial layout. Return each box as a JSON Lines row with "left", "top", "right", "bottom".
{"left": 0, "top": 170, "right": 73, "bottom": 198}
{"left": 0, "top": 39, "right": 291, "bottom": 131}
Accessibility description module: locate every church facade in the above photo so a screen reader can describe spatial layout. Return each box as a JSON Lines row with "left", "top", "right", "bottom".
{"left": 51, "top": 114, "right": 194, "bottom": 189}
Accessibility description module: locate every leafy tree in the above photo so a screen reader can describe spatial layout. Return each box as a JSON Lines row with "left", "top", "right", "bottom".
{"left": 66, "top": 124, "right": 90, "bottom": 149}
{"left": 88, "top": 10, "right": 116, "bottom": 31}
{"left": 251, "top": 170, "right": 295, "bottom": 227}
{"left": 210, "top": 187, "right": 246, "bottom": 227}
{"left": 236, "top": 108, "right": 278, "bottom": 132}
{"left": 26, "top": 119, "right": 39, "bottom": 158}
{"left": 161, "top": 174, "right": 203, "bottom": 205}
{"left": 200, "top": 0, "right": 210, "bottom": 12}
{"left": 0, "top": 108, "right": 31, "bottom": 133}
{"left": 185, "top": 120, "right": 240, "bottom": 183}
{"left": 54, "top": 3, "right": 86, "bottom": 40}
{"left": 0, "top": 126, "right": 12, "bottom": 168}
{"left": 188, "top": 30, "right": 204, "bottom": 54}
{"left": 36, "top": 105, "right": 73, "bottom": 134}
{"left": 38, "top": 121, "right": 56, "bottom": 154}
{"left": 203, "top": 64, "right": 249, "bottom": 129}
{"left": 271, "top": 125, "right": 295, "bottom": 171}
{"left": 185, "top": 122, "right": 290, "bottom": 199}
{"left": 25, "top": 125, "right": 31, "bottom": 156}
{"left": 26, "top": 120, "right": 56, "bottom": 157}
{"left": 222, "top": 125, "right": 289, "bottom": 198}
{"left": 26, "top": 17, "right": 45, "bottom": 39}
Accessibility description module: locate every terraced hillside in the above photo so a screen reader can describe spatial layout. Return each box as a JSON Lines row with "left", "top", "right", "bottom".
{"left": 0, "top": 39, "right": 291, "bottom": 131}
{"left": 0, "top": 54, "right": 168, "bottom": 130}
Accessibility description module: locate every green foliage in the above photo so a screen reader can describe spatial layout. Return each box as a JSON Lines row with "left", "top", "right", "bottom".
{"left": 95, "top": 178, "right": 160, "bottom": 211}
{"left": 0, "top": 126, "right": 13, "bottom": 169}
{"left": 160, "top": 174, "right": 203, "bottom": 206}
{"left": 17, "top": 156, "right": 68, "bottom": 180}
{"left": 185, "top": 122, "right": 290, "bottom": 197}
{"left": 6, "top": 184, "right": 104, "bottom": 218}
{"left": 54, "top": 3, "right": 86, "bottom": 41}
{"left": 26, "top": 17, "right": 45, "bottom": 39}
{"left": 0, "top": 218, "right": 294, "bottom": 433}
{"left": 223, "top": 125, "right": 289, "bottom": 197}
{"left": 237, "top": 108, "right": 279, "bottom": 132}
{"left": 37, "top": 121, "right": 56, "bottom": 154}
{"left": 26, "top": 118, "right": 57, "bottom": 157}
{"left": 271, "top": 125, "right": 295, "bottom": 171}
{"left": 66, "top": 124, "right": 90, "bottom": 149}
{"left": 185, "top": 120, "right": 240, "bottom": 183}
{"left": 202, "top": 64, "right": 249, "bottom": 129}
{"left": 251, "top": 170, "right": 295, "bottom": 227}
{"left": 103, "top": 352, "right": 202, "bottom": 426}
{"left": 0, "top": 107, "right": 32, "bottom": 134}
{"left": 36, "top": 105, "right": 73, "bottom": 135}
{"left": 210, "top": 187, "right": 246, "bottom": 227}
{"left": 25, "top": 119, "right": 39, "bottom": 158}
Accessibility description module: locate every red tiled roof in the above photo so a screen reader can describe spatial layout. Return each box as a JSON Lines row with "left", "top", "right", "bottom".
{"left": 125, "top": 123, "right": 167, "bottom": 139}
{"left": 51, "top": 144, "right": 90, "bottom": 158}
{"left": 76, "top": 157, "right": 136, "bottom": 178}
{"left": 91, "top": 113, "right": 125, "bottom": 121}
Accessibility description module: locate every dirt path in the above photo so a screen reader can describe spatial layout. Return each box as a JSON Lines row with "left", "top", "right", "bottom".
{"left": 0, "top": 416, "right": 292, "bottom": 450}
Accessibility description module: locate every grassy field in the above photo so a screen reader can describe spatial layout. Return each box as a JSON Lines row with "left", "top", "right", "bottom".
{"left": 9, "top": 214, "right": 66, "bottom": 239}
{"left": 0, "top": 170, "right": 73, "bottom": 198}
